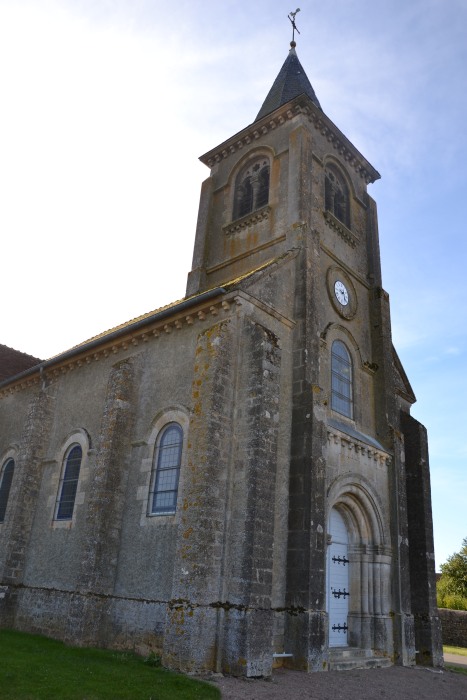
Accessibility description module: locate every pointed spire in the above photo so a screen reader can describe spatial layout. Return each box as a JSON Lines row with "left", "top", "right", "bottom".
{"left": 255, "top": 43, "right": 321, "bottom": 122}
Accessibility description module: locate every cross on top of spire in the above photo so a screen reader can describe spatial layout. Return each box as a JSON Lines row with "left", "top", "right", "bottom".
{"left": 255, "top": 11, "right": 322, "bottom": 122}
{"left": 288, "top": 8, "right": 301, "bottom": 46}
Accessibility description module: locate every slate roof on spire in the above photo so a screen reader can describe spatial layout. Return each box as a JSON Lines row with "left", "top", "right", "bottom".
{"left": 255, "top": 44, "right": 321, "bottom": 122}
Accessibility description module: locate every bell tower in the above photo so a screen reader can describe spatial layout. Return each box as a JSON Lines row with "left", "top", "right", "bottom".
{"left": 182, "top": 33, "right": 442, "bottom": 673}
{"left": 186, "top": 41, "right": 343, "bottom": 297}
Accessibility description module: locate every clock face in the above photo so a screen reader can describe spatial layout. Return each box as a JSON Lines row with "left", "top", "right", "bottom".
{"left": 334, "top": 280, "right": 349, "bottom": 306}
{"left": 327, "top": 267, "right": 357, "bottom": 319}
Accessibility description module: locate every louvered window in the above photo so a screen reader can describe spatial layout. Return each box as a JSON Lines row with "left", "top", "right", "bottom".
{"left": 325, "top": 167, "right": 350, "bottom": 228}
{"left": 233, "top": 159, "right": 270, "bottom": 220}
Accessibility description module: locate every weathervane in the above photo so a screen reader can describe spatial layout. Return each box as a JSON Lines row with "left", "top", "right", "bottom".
{"left": 288, "top": 8, "right": 301, "bottom": 44}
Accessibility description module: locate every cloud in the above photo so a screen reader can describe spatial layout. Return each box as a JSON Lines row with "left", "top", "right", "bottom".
{"left": 445, "top": 346, "right": 462, "bottom": 356}
{"left": 0, "top": 1, "right": 205, "bottom": 357}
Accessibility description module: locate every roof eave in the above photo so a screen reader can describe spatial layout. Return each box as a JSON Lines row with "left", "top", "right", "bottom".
{"left": 0, "top": 287, "right": 227, "bottom": 392}
{"left": 200, "top": 94, "right": 380, "bottom": 184}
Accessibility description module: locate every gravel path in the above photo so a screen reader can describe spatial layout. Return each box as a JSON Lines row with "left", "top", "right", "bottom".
{"left": 209, "top": 665, "right": 467, "bottom": 700}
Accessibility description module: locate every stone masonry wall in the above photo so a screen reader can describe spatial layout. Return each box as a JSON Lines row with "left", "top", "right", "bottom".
{"left": 439, "top": 609, "right": 467, "bottom": 648}
{"left": 0, "top": 382, "right": 56, "bottom": 626}
{"left": 163, "top": 312, "right": 282, "bottom": 677}
{"left": 220, "top": 316, "right": 281, "bottom": 678}
{"left": 401, "top": 411, "right": 443, "bottom": 667}
{"left": 163, "top": 318, "right": 236, "bottom": 672}
{"left": 10, "top": 357, "right": 140, "bottom": 647}
{"left": 65, "top": 357, "right": 139, "bottom": 646}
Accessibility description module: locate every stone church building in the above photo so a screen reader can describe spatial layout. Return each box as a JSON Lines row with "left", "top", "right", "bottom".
{"left": 0, "top": 42, "right": 442, "bottom": 676}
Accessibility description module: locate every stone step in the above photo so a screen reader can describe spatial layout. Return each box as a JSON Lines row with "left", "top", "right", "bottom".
{"left": 331, "top": 647, "right": 372, "bottom": 659}
{"left": 329, "top": 647, "right": 392, "bottom": 671}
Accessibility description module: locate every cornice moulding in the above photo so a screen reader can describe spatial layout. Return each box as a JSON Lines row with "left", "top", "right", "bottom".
{"left": 0, "top": 286, "right": 293, "bottom": 398}
{"left": 327, "top": 425, "right": 392, "bottom": 466}
{"left": 223, "top": 205, "right": 271, "bottom": 235}
{"left": 200, "top": 95, "right": 380, "bottom": 184}
{"left": 0, "top": 291, "right": 230, "bottom": 397}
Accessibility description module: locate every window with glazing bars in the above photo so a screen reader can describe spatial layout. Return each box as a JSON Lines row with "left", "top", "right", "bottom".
{"left": 55, "top": 445, "right": 82, "bottom": 520}
{"left": 149, "top": 423, "right": 183, "bottom": 515}
{"left": 0, "top": 459, "right": 15, "bottom": 522}
{"left": 331, "top": 340, "right": 353, "bottom": 419}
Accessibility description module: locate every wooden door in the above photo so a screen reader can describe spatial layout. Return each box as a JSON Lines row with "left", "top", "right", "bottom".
{"left": 328, "top": 508, "right": 349, "bottom": 647}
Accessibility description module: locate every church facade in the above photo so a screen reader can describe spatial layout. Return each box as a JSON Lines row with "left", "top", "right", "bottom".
{"left": 0, "top": 43, "right": 442, "bottom": 676}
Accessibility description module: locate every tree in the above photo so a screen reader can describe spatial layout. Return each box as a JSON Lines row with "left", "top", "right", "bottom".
{"left": 437, "top": 537, "right": 467, "bottom": 608}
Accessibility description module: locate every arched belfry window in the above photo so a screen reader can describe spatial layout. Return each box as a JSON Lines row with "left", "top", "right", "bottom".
{"left": 149, "top": 423, "right": 183, "bottom": 515}
{"left": 331, "top": 340, "right": 353, "bottom": 418}
{"left": 55, "top": 444, "right": 82, "bottom": 520}
{"left": 0, "top": 458, "right": 15, "bottom": 522}
{"left": 325, "top": 167, "right": 350, "bottom": 228}
{"left": 233, "top": 158, "right": 270, "bottom": 220}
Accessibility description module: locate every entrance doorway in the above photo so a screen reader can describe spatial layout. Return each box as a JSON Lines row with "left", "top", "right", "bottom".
{"left": 328, "top": 508, "right": 349, "bottom": 647}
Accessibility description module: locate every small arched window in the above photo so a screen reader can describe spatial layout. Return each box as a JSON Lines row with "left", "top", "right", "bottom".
{"left": 55, "top": 444, "right": 82, "bottom": 520}
{"left": 325, "top": 167, "right": 350, "bottom": 228}
{"left": 0, "top": 459, "right": 15, "bottom": 522}
{"left": 149, "top": 423, "right": 183, "bottom": 515}
{"left": 331, "top": 340, "right": 353, "bottom": 419}
{"left": 233, "top": 158, "right": 270, "bottom": 220}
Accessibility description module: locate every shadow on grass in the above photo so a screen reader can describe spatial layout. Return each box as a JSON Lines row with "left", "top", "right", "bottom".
{"left": 0, "top": 629, "right": 220, "bottom": 700}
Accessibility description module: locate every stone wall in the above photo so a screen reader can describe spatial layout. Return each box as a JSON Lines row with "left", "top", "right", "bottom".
{"left": 439, "top": 608, "right": 467, "bottom": 647}
{"left": 401, "top": 411, "right": 443, "bottom": 667}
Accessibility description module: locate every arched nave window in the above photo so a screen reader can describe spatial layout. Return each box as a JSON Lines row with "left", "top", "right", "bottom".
{"left": 55, "top": 445, "right": 83, "bottom": 520}
{"left": 0, "top": 458, "right": 15, "bottom": 522}
{"left": 331, "top": 340, "right": 353, "bottom": 419}
{"left": 148, "top": 423, "right": 183, "bottom": 515}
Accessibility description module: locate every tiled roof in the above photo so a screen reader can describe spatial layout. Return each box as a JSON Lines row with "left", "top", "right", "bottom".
{"left": 0, "top": 344, "right": 42, "bottom": 381}
{"left": 65, "top": 297, "right": 187, "bottom": 354}
{"left": 255, "top": 45, "right": 321, "bottom": 122}
{"left": 0, "top": 254, "right": 294, "bottom": 390}
{"left": 58, "top": 256, "right": 283, "bottom": 357}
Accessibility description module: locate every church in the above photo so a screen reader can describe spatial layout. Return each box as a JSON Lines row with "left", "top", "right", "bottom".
{"left": 0, "top": 37, "right": 442, "bottom": 676}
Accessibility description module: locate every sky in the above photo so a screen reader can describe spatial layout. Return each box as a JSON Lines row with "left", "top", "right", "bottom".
{"left": 1, "top": 0, "right": 466, "bottom": 569}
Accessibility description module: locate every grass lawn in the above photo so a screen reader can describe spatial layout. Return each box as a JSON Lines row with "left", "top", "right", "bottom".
{"left": 444, "top": 645, "right": 467, "bottom": 657}
{"left": 446, "top": 665, "right": 467, "bottom": 676}
{"left": 0, "top": 629, "right": 220, "bottom": 700}
{"left": 444, "top": 645, "right": 467, "bottom": 676}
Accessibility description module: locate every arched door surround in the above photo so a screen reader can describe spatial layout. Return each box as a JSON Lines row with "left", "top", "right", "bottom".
{"left": 327, "top": 478, "right": 393, "bottom": 655}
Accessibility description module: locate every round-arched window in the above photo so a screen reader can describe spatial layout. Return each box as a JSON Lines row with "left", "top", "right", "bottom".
{"left": 233, "top": 158, "right": 270, "bottom": 220}
{"left": 149, "top": 423, "right": 183, "bottom": 515}
{"left": 0, "top": 458, "right": 15, "bottom": 522}
{"left": 331, "top": 340, "right": 353, "bottom": 418}
{"left": 325, "top": 167, "right": 350, "bottom": 228}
